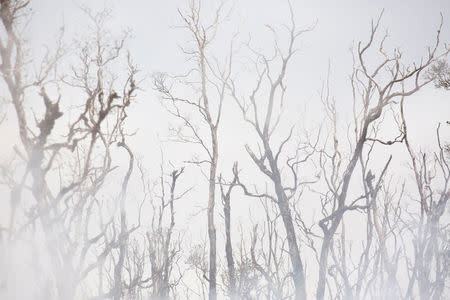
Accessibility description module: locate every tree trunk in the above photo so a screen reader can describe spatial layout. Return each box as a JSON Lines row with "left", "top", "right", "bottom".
{"left": 266, "top": 145, "right": 306, "bottom": 299}
{"left": 275, "top": 185, "right": 307, "bottom": 300}
{"left": 223, "top": 182, "right": 236, "bottom": 298}
{"left": 208, "top": 130, "right": 218, "bottom": 300}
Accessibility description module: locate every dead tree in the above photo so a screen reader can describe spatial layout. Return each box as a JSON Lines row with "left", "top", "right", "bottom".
{"left": 313, "top": 12, "right": 449, "bottom": 300}
{"left": 220, "top": 163, "right": 239, "bottom": 299}
{"left": 226, "top": 4, "right": 315, "bottom": 298}
{"left": 0, "top": 1, "right": 138, "bottom": 299}
{"left": 400, "top": 98, "right": 450, "bottom": 300}
{"left": 117, "top": 162, "right": 186, "bottom": 300}
{"left": 147, "top": 166, "right": 186, "bottom": 298}
{"left": 251, "top": 199, "right": 295, "bottom": 299}
{"left": 153, "top": 2, "right": 232, "bottom": 299}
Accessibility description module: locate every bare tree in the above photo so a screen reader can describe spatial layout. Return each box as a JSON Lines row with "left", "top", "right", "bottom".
{"left": 399, "top": 97, "right": 450, "bottom": 300}
{"left": 154, "top": 1, "right": 232, "bottom": 299}
{"left": 226, "top": 4, "right": 316, "bottom": 298}
{"left": 147, "top": 165, "right": 186, "bottom": 298}
{"left": 220, "top": 163, "right": 238, "bottom": 299}
{"left": 115, "top": 161, "right": 187, "bottom": 300}
{"left": 0, "top": 1, "right": 139, "bottom": 299}
{"left": 310, "top": 12, "right": 449, "bottom": 300}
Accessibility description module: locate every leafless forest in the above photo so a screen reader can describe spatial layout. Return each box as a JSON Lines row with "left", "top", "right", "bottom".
{"left": 0, "top": 0, "right": 449, "bottom": 299}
